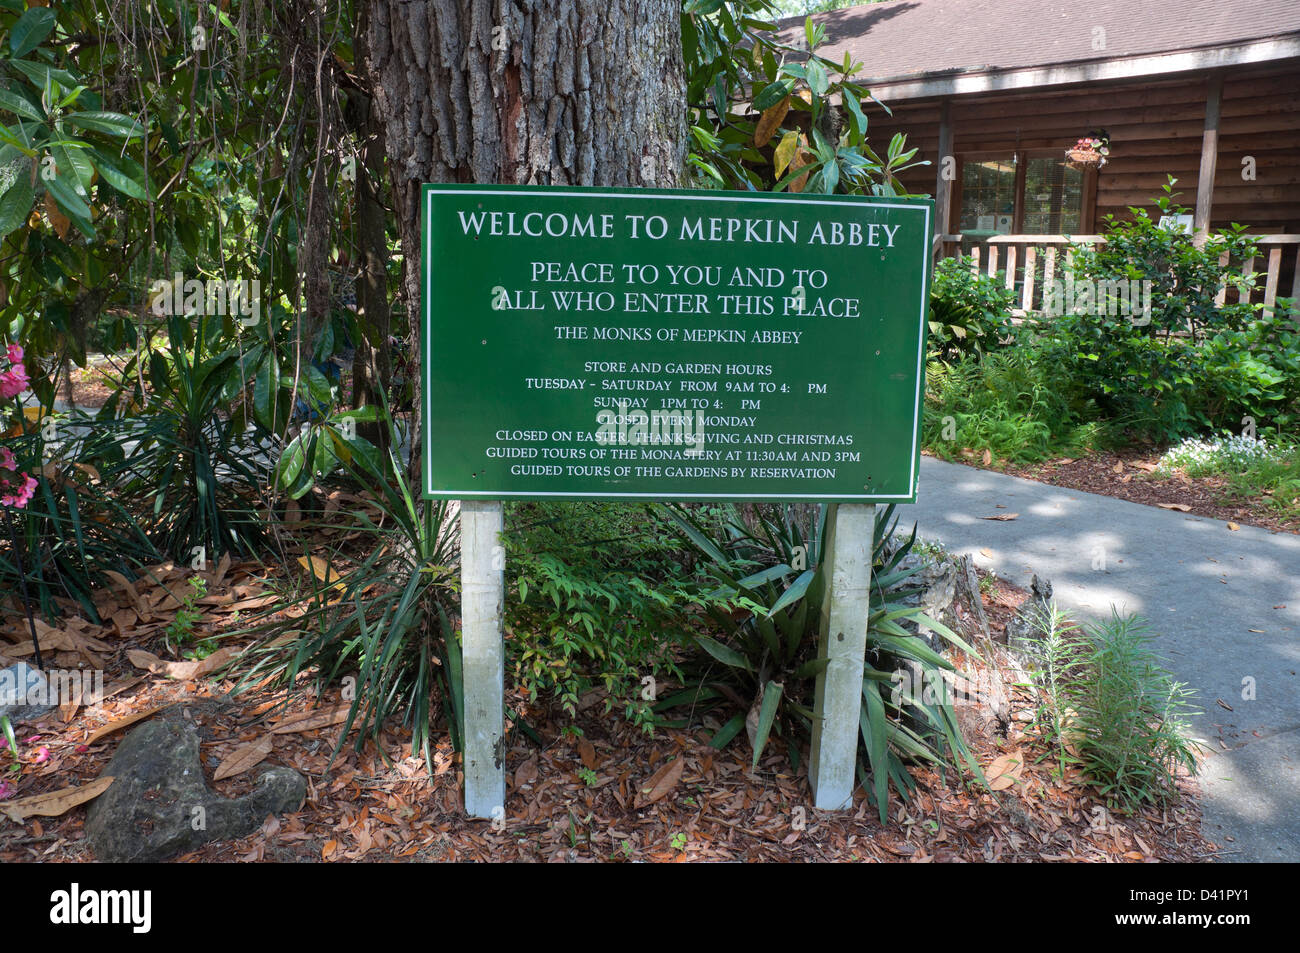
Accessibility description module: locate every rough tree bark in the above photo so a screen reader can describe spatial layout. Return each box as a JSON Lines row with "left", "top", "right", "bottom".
{"left": 363, "top": 0, "right": 686, "bottom": 471}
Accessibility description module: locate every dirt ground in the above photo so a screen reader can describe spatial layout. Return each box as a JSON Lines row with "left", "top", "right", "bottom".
{"left": 0, "top": 557, "right": 1217, "bottom": 864}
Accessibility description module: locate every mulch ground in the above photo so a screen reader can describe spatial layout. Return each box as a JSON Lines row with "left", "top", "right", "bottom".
{"left": 0, "top": 555, "right": 1219, "bottom": 863}
{"left": 935, "top": 447, "right": 1297, "bottom": 535}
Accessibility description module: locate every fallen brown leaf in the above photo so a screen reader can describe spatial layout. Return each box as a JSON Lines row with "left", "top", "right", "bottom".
{"left": 1156, "top": 503, "right": 1191, "bottom": 512}
{"left": 514, "top": 757, "right": 539, "bottom": 789}
{"left": 214, "top": 734, "right": 274, "bottom": 781}
{"left": 127, "top": 647, "right": 236, "bottom": 680}
{"left": 980, "top": 513, "right": 1019, "bottom": 521}
{"left": 86, "top": 706, "right": 169, "bottom": 744}
{"left": 270, "top": 703, "right": 352, "bottom": 734}
{"left": 635, "top": 756, "right": 683, "bottom": 808}
{"left": 985, "top": 750, "right": 1025, "bottom": 792}
{"left": 0, "top": 776, "right": 114, "bottom": 822}
{"left": 1227, "top": 522, "right": 1240, "bottom": 531}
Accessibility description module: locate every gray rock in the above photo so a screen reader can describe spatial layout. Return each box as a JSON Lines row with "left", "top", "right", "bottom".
{"left": 0, "top": 662, "right": 56, "bottom": 725}
{"left": 1004, "top": 574, "right": 1055, "bottom": 653}
{"left": 896, "top": 557, "right": 959, "bottom": 654}
{"left": 85, "top": 715, "right": 306, "bottom": 863}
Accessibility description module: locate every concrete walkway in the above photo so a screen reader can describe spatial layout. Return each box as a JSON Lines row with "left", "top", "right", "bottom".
{"left": 895, "top": 456, "right": 1300, "bottom": 862}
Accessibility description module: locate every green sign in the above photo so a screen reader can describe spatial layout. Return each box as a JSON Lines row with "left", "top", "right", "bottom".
{"left": 422, "top": 184, "right": 931, "bottom": 502}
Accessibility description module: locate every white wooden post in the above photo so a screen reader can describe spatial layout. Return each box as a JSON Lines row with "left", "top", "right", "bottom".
{"left": 461, "top": 500, "right": 505, "bottom": 819}
{"left": 809, "top": 502, "right": 876, "bottom": 810}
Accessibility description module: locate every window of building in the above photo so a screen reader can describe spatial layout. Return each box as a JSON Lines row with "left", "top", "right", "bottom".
{"left": 954, "top": 151, "right": 1092, "bottom": 249}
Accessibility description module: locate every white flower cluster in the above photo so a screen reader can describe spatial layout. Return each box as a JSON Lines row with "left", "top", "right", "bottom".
{"left": 1156, "top": 434, "right": 1277, "bottom": 473}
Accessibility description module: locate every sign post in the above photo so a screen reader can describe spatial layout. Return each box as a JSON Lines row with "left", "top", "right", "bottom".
{"left": 809, "top": 501, "right": 875, "bottom": 809}
{"left": 460, "top": 500, "right": 505, "bottom": 819}
{"left": 422, "top": 185, "right": 931, "bottom": 819}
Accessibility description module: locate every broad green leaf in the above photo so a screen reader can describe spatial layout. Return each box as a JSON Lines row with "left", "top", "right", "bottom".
{"left": 0, "top": 171, "right": 34, "bottom": 239}
{"left": 43, "top": 171, "right": 95, "bottom": 237}
{"left": 64, "top": 111, "right": 145, "bottom": 140}
{"left": 806, "top": 59, "right": 829, "bottom": 97}
{"left": 694, "top": 634, "right": 753, "bottom": 672}
{"left": 752, "top": 80, "right": 792, "bottom": 112}
{"left": 750, "top": 680, "right": 784, "bottom": 767}
{"left": 6, "top": 59, "right": 82, "bottom": 93}
{"left": 49, "top": 141, "right": 94, "bottom": 195}
{"left": 0, "top": 88, "right": 44, "bottom": 123}
{"left": 90, "top": 149, "right": 149, "bottom": 200}
{"left": 10, "top": 8, "right": 57, "bottom": 57}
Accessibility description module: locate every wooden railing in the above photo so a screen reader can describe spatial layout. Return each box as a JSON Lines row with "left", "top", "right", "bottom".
{"left": 939, "top": 233, "right": 1300, "bottom": 317}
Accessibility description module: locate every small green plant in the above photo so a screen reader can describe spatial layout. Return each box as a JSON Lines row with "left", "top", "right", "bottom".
{"left": 1072, "top": 613, "right": 1202, "bottom": 811}
{"left": 669, "top": 831, "right": 687, "bottom": 851}
{"left": 1020, "top": 605, "right": 1202, "bottom": 811}
{"left": 505, "top": 501, "right": 728, "bottom": 734}
{"left": 164, "top": 576, "right": 210, "bottom": 654}
{"left": 577, "top": 767, "right": 598, "bottom": 787}
{"left": 1018, "top": 603, "right": 1087, "bottom": 777}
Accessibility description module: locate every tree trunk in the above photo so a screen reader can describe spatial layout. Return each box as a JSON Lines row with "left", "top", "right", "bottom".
{"left": 363, "top": 0, "right": 686, "bottom": 472}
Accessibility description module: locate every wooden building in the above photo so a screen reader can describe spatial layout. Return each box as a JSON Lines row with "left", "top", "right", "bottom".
{"left": 782, "top": 0, "right": 1300, "bottom": 309}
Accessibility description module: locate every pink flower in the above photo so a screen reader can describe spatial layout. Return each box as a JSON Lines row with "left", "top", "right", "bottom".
{"left": 75, "top": 744, "right": 88, "bottom": 754}
{"left": 0, "top": 363, "right": 29, "bottom": 398}
{"left": 0, "top": 780, "right": 14, "bottom": 801}
{"left": 0, "top": 447, "right": 15, "bottom": 471}
{"left": 33, "top": 746, "right": 49, "bottom": 764}
{"left": 23, "top": 736, "right": 39, "bottom": 744}
{"left": 0, "top": 472, "right": 36, "bottom": 508}
{"left": 5, "top": 344, "right": 21, "bottom": 364}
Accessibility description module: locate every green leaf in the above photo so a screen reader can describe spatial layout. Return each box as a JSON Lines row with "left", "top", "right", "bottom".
{"left": 6, "top": 59, "right": 82, "bottom": 93}
{"left": 709, "top": 713, "right": 746, "bottom": 749}
{"left": 64, "top": 111, "right": 145, "bottom": 140}
{"left": 752, "top": 80, "right": 792, "bottom": 113}
{"left": 10, "top": 8, "right": 57, "bottom": 57}
{"left": 694, "top": 634, "right": 753, "bottom": 672}
{"left": 0, "top": 88, "right": 44, "bottom": 122}
{"left": 0, "top": 171, "right": 34, "bottom": 239}
{"left": 750, "top": 680, "right": 784, "bottom": 767}
{"left": 806, "top": 59, "right": 829, "bottom": 97}
{"left": 49, "top": 141, "right": 94, "bottom": 196}
{"left": 89, "top": 149, "right": 149, "bottom": 200}
{"left": 43, "top": 171, "right": 95, "bottom": 237}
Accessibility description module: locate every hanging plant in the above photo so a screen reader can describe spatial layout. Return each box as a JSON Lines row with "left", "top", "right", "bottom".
{"left": 1066, "top": 130, "right": 1110, "bottom": 170}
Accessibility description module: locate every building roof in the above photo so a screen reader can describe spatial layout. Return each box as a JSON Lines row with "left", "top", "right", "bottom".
{"left": 779, "top": 0, "right": 1300, "bottom": 87}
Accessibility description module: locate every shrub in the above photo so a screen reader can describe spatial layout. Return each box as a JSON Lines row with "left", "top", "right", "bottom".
{"left": 235, "top": 415, "right": 463, "bottom": 766}
{"left": 659, "top": 501, "right": 984, "bottom": 824}
{"left": 1046, "top": 177, "right": 1262, "bottom": 441}
{"left": 923, "top": 344, "right": 1101, "bottom": 463}
{"left": 927, "top": 256, "right": 1016, "bottom": 362}
{"left": 503, "top": 501, "right": 714, "bottom": 733}
{"left": 1192, "top": 306, "right": 1300, "bottom": 435}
